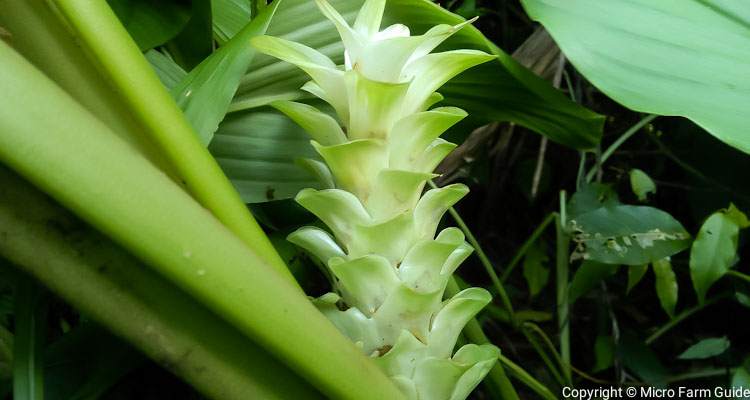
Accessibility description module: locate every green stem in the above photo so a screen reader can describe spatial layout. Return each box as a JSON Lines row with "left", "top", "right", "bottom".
{"left": 521, "top": 328, "right": 566, "bottom": 386}
{"left": 0, "top": 42, "right": 403, "bottom": 400}
{"left": 0, "top": 0, "right": 169, "bottom": 171}
{"left": 728, "top": 270, "right": 750, "bottom": 284}
{"left": 46, "top": 0, "right": 295, "bottom": 284}
{"left": 0, "top": 166, "right": 322, "bottom": 400}
{"left": 523, "top": 322, "right": 572, "bottom": 386}
{"left": 500, "top": 212, "right": 556, "bottom": 282}
{"left": 498, "top": 354, "right": 559, "bottom": 400}
{"left": 645, "top": 294, "right": 728, "bottom": 346}
{"left": 585, "top": 115, "right": 657, "bottom": 182}
{"left": 431, "top": 181, "right": 515, "bottom": 320}
{"left": 665, "top": 368, "right": 733, "bottom": 383}
{"left": 555, "top": 192, "right": 572, "bottom": 383}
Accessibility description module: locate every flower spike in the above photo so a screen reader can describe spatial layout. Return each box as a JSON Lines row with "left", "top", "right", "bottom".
{"left": 253, "top": 2, "right": 498, "bottom": 398}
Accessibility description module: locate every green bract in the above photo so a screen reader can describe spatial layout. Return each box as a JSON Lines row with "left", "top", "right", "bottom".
{"left": 252, "top": 0, "right": 498, "bottom": 398}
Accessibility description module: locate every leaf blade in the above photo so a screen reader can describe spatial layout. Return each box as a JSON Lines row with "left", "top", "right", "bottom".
{"left": 521, "top": 0, "right": 750, "bottom": 154}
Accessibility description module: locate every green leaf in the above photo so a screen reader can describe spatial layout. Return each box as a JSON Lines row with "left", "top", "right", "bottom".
{"left": 570, "top": 205, "right": 691, "bottom": 266}
{"left": 212, "top": 0, "right": 253, "bottom": 43}
{"left": 522, "top": 243, "right": 549, "bottom": 298}
{"left": 145, "top": 49, "right": 187, "bottom": 89}
{"left": 209, "top": 108, "right": 327, "bottom": 203}
{"left": 383, "top": 0, "right": 604, "bottom": 149}
{"left": 12, "top": 275, "right": 47, "bottom": 400}
{"left": 568, "top": 261, "right": 618, "bottom": 304}
{"left": 652, "top": 258, "right": 678, "bottom": 318}
{"left": 627, "top": 264, "right": 648, "bottom": 294}
{"left": 732, "top": 360, "right": 750, "bottom": 399}
{"left": 677, "top": 337, "right": 730, "bottom": 360}
{"left": 690, "top": 204, "right": 750, "bottom": 303}
{"left": 567, "top": 183, "right": 619, "bottom": 219}
{"left": 521, "top": 0, "right": 750, "bottom": 154}
{"left": 593, "top": 335, "right": 615, "bottom": 373}
{"left": 630, "top": 168, "right": 656, "bottom": 202}
{"left": 165, "top": 0, "right": 214, "bottom": 70}
{"left": 171, "top": 0, "right": 281, "bottom": 145}
{"left": 107, "top": 0, "right": 191, "bottom": 51}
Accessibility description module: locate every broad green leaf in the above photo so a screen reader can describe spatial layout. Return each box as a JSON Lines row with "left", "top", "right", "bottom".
{"left": 522, "top": 243, "right": 549, "bottom": 298}
{"left": 145, "top": 50, "right": 187, "bottom": 89}
{"left": 107, "top": 0, "right": 190, "bottom": 51}
{"left": 570, "top": 205, "right": 690, "bottom": 266}
{"left": 567, "top": 183, "right": 619, "bottom": 219}
{"left": 732, "top": 360, "right": 750, "bottom": 399}
{"left": 212, "top": 0, "right": 253, "bottom": 43}
{"left": 12, "top": 276, "right": 47, "bottom": 400}
{"left": 171, "top": 0, "right": 281, "bottom": 145}
{"left": 690, "top": 204, "right": 750, "bottom": 303}
{"left": 593, "top": 335, "right": 614, "bottom": 373}
{"left": 568, "top": 261, "right": 618, "bottom": 304}
{"left": 209, "top": 109, "right": 326, "bottom": 203}
{"left": 521, "top": 0, "right": 750, "bottom": 154}
{"left": 677, "top": 337, "right": 730, "bottom": 360}
{"left": 627, "top": 264, "right": 648, "bottom": 294}
{"left": 652, "top": 258, "right": 677, "bottom": 318}
{"left": 630, "top": 168, "right": 656, "bottom": 202}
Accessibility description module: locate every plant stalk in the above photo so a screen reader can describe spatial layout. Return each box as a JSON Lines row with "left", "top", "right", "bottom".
{"left": 0, "top": 41, "right": 403, "bottom": 400}
{"left": 555, "top": 193, "right": 572, "bottom": 384}
{"left": 0, "top": 165, "right": 321, "bottom": 400}
{"left": 44, "top": 0, "right": 295, "bottom": 284}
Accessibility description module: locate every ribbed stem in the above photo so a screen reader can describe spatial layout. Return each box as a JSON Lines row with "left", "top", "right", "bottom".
{"left": 0, "top": 41, "right": 404, "bottom": 400}
{"left": 0, "top": 166, "right": 321, "bottom": 400}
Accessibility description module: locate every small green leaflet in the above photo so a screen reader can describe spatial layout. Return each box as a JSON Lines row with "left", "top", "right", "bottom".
{"left": 677, "top": 337, "right": 730, "bottom": 360}
{"left": 522, "top": 243, "right": 549, "bottom": 298}
{"left": 732, "top": 359, "right": 750, "bottom": 400}
{"left": 652, "top": 258, "right": 677, "bottom": 318}
{"left": 593, "top": 335, "right": 615, "bottom": 373}
{"left": 630, "top": 168, "right": 656, "bottom": 202}
{"left": 690, "top": 204, "right": 750, "bottom": 303}
{"left": 569, "top": 205, "right": 690, "bottom": 266}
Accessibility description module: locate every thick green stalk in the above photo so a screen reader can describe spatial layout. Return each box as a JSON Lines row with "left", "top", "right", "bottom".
{"left": 555, "top": 200, "right": 572, "bottom": 384}
{"left": 43, "top": 0, "right": 294, "bottom": 283}
{"left": 0, "top": 166, "right": 320, "bottom": 400}
{"left": 0, "top": 42, "right": 403, "bottom": 400}
{"left": 0, "top": 0, "right": 170, "bottom": 172}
